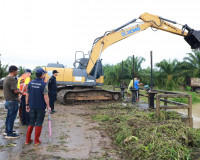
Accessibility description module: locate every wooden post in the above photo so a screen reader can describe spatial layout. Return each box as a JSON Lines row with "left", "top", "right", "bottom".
{"left": 121, "top": 60, "right": 124, "bottom": 86}
{"left": 120, "top": 60, "right": 125, "bottom": 99}
{"left": 150, "top": 51, "right": 153, "bottom": 90}
{"left": 164, "top": 97, "right": 168, "bottom": 106}
{"left": 156, "top": 95, "right": 160, "bottom": 117}
{"left": 188, "top": 95, "right": 192, "bottom": 117}
{"left": 188, "top": 95, "right": 193, "bottom": 127}
{"left": 131, "top": 55, "right": 137, "bottom": 103}
{"left": 132, "top": 55, "right": 134, "bottom": 82}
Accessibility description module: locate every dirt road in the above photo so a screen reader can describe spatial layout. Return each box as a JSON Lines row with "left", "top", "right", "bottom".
{"left": 0, "top": 103, "right": 119, "bottom": 160}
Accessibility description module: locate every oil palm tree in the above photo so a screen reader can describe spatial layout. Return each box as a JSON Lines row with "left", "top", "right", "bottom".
{"left": 103, "top": 64, "right": 129, "bottom": 86}
{"left": 103, "top": 56, "right": 145, "bottom": 86}
{"left": 124, "top": 56, "right": 146, "bottom": 78}
{"left": 156, "top": 59, "right": 181, "bottom": 90}
{"left": 182, "top": 50, "right": 200, "bottom": 77}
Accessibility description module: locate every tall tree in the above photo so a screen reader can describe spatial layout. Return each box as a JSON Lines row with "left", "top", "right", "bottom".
{"left": 0, "top": 60, "right": 8, "bottom": 78}
{"left": 124, "top": 56, "right": 146, "bottom": 78}
{"left": 182, "top": 50, "right": 200, "bottom": 77}
{"left": 31, "top": 66, "right": 42, "bottom": 79}
{"left": 18, "top": 66, "right": 26, "bottom": 76}
{"left": 156, "top": 59, "right": 181, "bottom": 90}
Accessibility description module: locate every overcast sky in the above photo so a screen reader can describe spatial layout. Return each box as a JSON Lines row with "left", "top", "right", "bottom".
{"left": 0, "top": 0, "right": 199, "bottom": 70}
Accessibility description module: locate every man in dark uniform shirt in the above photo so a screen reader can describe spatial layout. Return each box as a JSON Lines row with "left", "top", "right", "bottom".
{"left": 25, "top": 68, "right": 51, "bottom": 145}
{"left": 48, "top": 70, "right": 58, "bottom": 114}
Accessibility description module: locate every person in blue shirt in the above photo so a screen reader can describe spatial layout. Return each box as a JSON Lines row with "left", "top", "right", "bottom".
{"left": 134, "top": 78, "right": 139, "bottom": 90}
{"left": 134, "top": 78, "right": 143, "bottom": 101}
{"left": 25, "top": 68, "right": 51, "bottom": 145}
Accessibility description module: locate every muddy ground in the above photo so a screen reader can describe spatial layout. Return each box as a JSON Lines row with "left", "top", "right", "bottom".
{"left": 0, "top": 102, "right": 119, "bottom": 160}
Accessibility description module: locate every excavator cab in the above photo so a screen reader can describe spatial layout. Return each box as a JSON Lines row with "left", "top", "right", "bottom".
{"left": 73, "top": 51, "right": 89, "bottom": 69}
{"left": 183, "top": 25, "right": 200, "bottom": 49}
{"left": 73, "top": 51, "right": 103, "bottom": 79}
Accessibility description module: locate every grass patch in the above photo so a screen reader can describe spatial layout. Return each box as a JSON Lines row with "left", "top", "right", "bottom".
{"left": 91, "top": 102, "right": 200, "bottom": 160}
{"left": 92, "top": 115, "right": 110, "bottom": 122}
{"left": 47, "top": 145, "right": 60, "bottom": 152}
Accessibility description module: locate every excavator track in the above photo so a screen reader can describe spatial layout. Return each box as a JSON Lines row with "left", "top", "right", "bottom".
{"left": 57, "top": 89, "right": 121, "bottom": 104}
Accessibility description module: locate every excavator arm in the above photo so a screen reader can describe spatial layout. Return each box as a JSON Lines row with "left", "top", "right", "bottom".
{"left": 86, "top": 12, "right": 200, "bottom": 75}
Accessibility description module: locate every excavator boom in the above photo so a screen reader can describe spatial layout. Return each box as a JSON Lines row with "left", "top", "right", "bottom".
{"left": 86, "top": 12, "right": 200, "bottom": 75}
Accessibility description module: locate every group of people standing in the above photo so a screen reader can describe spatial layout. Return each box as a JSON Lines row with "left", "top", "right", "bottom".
{"left": 3, "top": 65, "right": 58, "bottom": 146}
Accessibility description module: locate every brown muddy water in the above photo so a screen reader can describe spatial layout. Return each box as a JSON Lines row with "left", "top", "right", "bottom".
{"left": 176, "top": 103, "right": 200, "bottom": 128}
{"left": 191, "top": 103, "right": 200, "bottom": 128}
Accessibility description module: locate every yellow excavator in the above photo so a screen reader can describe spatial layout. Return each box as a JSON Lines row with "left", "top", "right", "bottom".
{"left": 43, "top": 12, "right": 200, "bottom": 104}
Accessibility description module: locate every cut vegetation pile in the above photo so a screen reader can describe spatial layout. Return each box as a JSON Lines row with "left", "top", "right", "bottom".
{"left": 91, "top": 103, "right": 200, "bottom": 160}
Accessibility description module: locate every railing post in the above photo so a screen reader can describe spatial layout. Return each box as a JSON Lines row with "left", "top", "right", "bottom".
{"left": 188, "top": 95, "right": 193, "bottom": 127}
{"left": 120, "top": 60, "right": 125, "bottom": 99}
{"left": 120, "top": 86, "right": 125, "bottom": 99}
{"left": 147, "top": 91, "right": 157, "bottom": 109}
{"left": 131, "top": 55, "right": 137, "bottom": 103}
{"left": 130, "top": 88, "right": 137, "bottom": 103}
{"left": 156, "top": 95, "right": 160, "bottom": 117}
{"left": 164, "top": 97, "right": 168, "bottom": 106}
{"left": 150, "top": 51, "right": 153, "bottom": 90}
{"left": 188, "top": 95, "right": 192, "bottom": 117}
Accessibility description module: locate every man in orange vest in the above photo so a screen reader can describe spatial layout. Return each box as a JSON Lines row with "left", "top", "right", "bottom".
{"left": 42, "top": 73, "right": 48, "bottom": 83}
{"left": 18, "top": 69, "right": 32, "bottom": 125}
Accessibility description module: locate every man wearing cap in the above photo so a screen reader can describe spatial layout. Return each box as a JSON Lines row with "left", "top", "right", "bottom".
{"left": 48, "top": 70, "right": 58, "bottom": 114}
{"left": 25, "top": 68, "right": 51, "bottom": 145}
{"left": 18, "top": 69, "right": 32, "bottom": 125}
{"left": 3, "top": 65, "right": 22, "bottom": 139}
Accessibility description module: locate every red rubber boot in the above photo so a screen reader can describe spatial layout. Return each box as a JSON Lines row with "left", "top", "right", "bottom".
{"left": 25, "top": 126, "right": 34, "bottom": 145}
{"left": 34, "top": 126, "right": 42, "bottom": 146}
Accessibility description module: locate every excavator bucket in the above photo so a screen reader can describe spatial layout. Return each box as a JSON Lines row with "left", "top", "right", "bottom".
{"left": 184, "top": 30, "right": 200, "bottom": 49}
